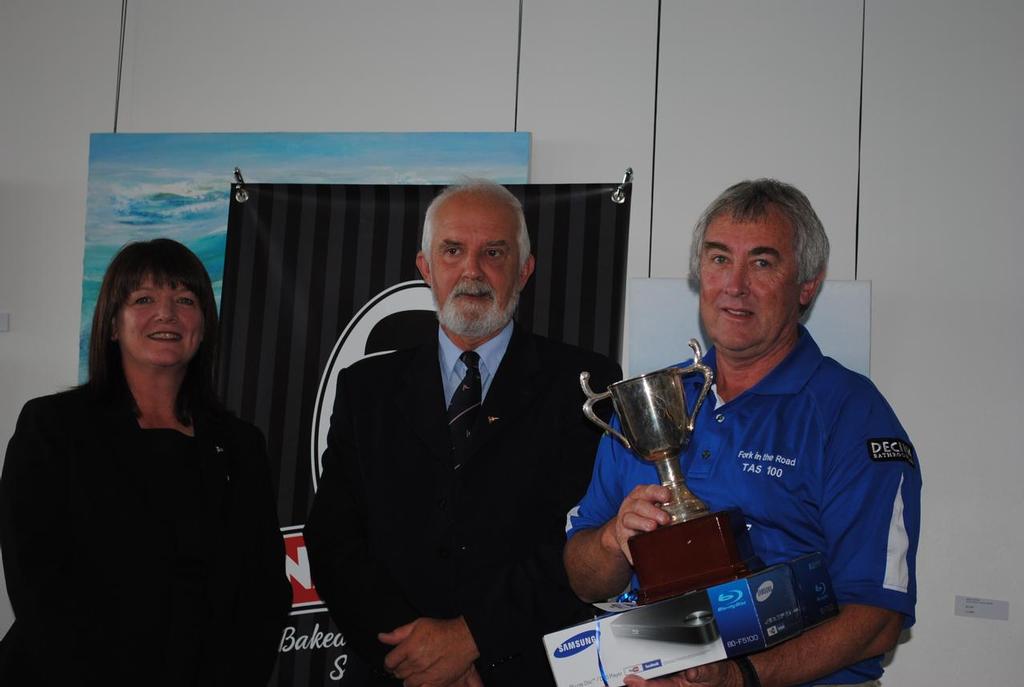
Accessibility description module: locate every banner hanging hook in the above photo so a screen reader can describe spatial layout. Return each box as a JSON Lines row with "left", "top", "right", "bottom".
{"left": 233, "top": 167, "right": 249, "bottom": 203}
{"left": 610, "top": 167, "right": 633, "bottom": 204}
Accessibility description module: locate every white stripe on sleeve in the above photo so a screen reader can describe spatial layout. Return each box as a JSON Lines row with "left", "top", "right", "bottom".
{"left": 883, "top": 474, "right": 910, "bottom": 593}
{"left": 565, "top": 505, "right": 581, "bottom": 534}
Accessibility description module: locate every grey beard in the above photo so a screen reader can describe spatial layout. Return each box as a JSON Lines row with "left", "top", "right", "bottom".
{"left": 435, "top": 282, "right": 518, "bottom": 340}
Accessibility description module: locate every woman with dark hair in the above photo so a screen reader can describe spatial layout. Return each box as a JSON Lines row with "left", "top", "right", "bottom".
{"left": 0, "top": 239, "right": 290, "bottom": 685}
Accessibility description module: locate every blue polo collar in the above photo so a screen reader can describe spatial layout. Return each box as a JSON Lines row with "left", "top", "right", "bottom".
{"left": 691, "top": 325, "right": 824, "bottom": 399}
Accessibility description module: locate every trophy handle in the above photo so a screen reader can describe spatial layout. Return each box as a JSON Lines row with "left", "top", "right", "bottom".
{"left": 580, "top": 371, "right": 632, "bottom": 449}
{"left": 676, "top": 339, "right": 714, "bottom": 435}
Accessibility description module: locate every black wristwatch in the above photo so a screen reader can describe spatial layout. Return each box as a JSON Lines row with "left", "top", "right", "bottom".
{"left": 735, "top": 655, "right": 762, "bottom": 687}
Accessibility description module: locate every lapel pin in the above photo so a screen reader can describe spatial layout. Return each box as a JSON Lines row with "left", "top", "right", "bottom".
{"left": 487, "top": 416, "right": 500, "bottom": 424}
{"left": 215, "top": 445, "right": 225, "bottom": 453}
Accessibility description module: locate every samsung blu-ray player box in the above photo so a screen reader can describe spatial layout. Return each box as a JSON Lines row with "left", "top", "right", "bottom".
{"left": 544, "top": 553, "right": 837, "bottom": 687}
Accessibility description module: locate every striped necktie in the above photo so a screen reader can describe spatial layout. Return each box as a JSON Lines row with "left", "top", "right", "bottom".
{"left": 447, "top": 350, "right": 481, "bottom": 458}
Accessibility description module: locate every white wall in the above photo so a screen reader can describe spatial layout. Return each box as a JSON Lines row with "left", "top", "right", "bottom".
{"left": 859, "top": 1, "right": 1024, "bottom": 682}
{"left": 2, "top": 0, "right": 1021, "bottom": 683}
{"left": 0, "top": 0, "right": 123, "bottom": 640}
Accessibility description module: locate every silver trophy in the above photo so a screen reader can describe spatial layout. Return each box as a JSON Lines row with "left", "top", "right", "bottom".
{"left": 580, "top": 339, "right": 714, "bottom": 524}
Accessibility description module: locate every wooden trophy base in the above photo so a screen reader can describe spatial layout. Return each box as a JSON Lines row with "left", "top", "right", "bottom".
{"left": 628, "top": 508, "right": 763, "bottom": 604}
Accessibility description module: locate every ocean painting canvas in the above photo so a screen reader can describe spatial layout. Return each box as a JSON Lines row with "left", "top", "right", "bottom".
{"left": 81, "top": 132, "right": 531, "bottom": 380}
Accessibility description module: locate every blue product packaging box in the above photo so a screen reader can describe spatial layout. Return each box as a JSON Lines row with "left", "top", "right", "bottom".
{"left": 788, "top": 552, "right": 839, "bottom": 627}
{"left": 543, "top": 553, "right": 837, "bottom": 687}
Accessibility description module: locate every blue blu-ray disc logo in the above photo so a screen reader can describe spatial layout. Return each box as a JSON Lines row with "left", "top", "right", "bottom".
{"left": 718, "top": 589, "right": 744, "bottom": 605}
{"left": 553, "top": 630, "right": 598, "bottom": 658}
{"left": 716, "top": 588, "right": 748, "bottom": 612}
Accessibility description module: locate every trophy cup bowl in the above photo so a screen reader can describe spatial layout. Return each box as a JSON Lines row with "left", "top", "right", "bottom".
{"left": 581, "top": 339, "right": 761, "bottom": 604}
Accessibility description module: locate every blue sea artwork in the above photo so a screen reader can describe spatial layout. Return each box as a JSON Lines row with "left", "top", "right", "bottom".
{"left": 81, "top": 132, "right": 531, "bottom": 380}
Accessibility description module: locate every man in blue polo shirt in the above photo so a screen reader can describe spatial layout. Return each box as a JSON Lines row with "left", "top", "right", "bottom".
{"left": 564, "top": 179, "right": 920, "bottom": 687}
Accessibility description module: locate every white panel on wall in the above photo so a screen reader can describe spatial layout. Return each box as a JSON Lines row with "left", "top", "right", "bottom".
{"left": 516, "top": 0, "right": 658, "bottom": 370}
{"left": 0, "top": 0, "right": 123, "bottom": 639}
{"left": 860, "top": 1, "right": 1024, "bottom": 683}
{"left": 117, "top": 0, "right": 520, "bottom": 132}
{"left": 516, "top": 0, "right": 659, "bottom": 287}
{"left": 651, "top": 0, "right": 862, "bottom": 281}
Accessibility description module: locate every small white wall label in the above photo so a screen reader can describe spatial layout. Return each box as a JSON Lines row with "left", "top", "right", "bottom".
{"left": 955, "top": 596, "right": 1009, "bottom": 621}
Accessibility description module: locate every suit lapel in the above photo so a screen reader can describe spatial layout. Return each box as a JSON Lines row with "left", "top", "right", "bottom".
{"left": 100, "top": 399, "right": 150, "bottom": 510}
{"left": 465, "top": 326, "right": 544, "bottom": 462}
{"left": 394, "top": 340, "right": 452, "bottom": 463}
{"left": 194, "top": 412, "right": 244, "bottom": 624}
{"left": 193, "top": 412, "right": 230, "bottom": 520}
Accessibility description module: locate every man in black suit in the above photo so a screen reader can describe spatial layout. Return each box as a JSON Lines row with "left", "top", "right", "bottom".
{"left": 305, "top": 180, "right": 620, "bottom": 687}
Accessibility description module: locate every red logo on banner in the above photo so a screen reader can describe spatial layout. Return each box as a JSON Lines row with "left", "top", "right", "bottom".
{"left": 284, "top": 528, "right": 326, "bottom": 613}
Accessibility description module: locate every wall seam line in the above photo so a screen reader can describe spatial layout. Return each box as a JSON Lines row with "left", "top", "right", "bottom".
{"left": 647, "top": 0, "right": 662, "bottom": 279}
{"left": 113, "top": 0, "right": 127, "bottom": 132}
{"left": 514, "top": 0, "right": 524, "bottom": 132}
{"left": 855, "top": 0, "right": 866, "bottom": 281}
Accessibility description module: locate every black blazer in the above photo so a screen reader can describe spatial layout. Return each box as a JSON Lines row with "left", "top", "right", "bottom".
{"left": 304, "top": 326, "right": 621, "bottom": 686}
{"left": 0, "top": 387, "right": 291, "bottom": 686}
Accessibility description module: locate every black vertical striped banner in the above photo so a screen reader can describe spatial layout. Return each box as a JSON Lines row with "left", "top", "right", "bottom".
{"left": 218, "top": 183, "right": 631, "bottom": 686}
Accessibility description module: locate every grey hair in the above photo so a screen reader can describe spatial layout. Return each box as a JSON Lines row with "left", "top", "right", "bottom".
{"left": 688, "top": 178, "right": 830, "bottom": 285}
{"left": 421, "top": 179, "right": 531, "bottom": 269}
